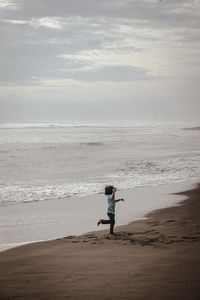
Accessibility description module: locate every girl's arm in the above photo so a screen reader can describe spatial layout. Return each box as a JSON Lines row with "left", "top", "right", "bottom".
{"left": 115, "top": 198, "right": 124, "bottom": 203}
{"left": 112, "top": 187, "right": 124, "bottom": 202}
{"left": 111, "top": 187, "right": 116, "bottom": 199}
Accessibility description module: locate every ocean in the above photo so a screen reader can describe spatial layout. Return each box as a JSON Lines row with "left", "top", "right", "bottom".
{"left": 0, "top": 122, "right": 199, "bottom": 251}
{"left": 0, "top": 122, "right": 199, "bottom": 206}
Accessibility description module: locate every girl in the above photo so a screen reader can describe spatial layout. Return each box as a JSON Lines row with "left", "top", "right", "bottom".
{"left": 97, "top": 185, "right": 124, "bottom": 234}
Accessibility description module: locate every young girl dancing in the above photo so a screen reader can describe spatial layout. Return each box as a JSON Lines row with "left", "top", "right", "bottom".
{"left": 97, "top": 185, "right": 124, "bottom": 234}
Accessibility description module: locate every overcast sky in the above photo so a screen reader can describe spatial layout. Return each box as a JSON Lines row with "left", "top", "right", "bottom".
{"left": 0, "top": 0, "right": 199, "bottom": 123}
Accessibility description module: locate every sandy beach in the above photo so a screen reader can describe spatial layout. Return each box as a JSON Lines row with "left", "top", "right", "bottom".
{"left": 0, "top": 182, "right": 200, "bottom": 300}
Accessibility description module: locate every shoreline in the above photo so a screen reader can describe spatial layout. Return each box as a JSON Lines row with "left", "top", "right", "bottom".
{"left": 0, "top": 181, "right": 200, "bottom": 299}
{"left": 0, "top": 180, "right": 197, "bottom": 252}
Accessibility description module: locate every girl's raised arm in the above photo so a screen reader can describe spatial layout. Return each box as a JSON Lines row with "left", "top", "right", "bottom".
{"left": 111, "top": 187, "right": 117, "bottom": 199}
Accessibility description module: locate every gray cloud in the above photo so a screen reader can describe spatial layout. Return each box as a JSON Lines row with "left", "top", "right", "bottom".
{"left": 61, "top": 65, "right": 150, "bottom": 82}
{"left": 0, "top": 12, "right": 149, "bottom": 85}
{"left": 2, "top": 0, "right": 199, "bottom": 29}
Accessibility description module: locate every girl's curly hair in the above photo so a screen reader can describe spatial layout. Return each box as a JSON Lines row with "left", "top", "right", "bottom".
{"left": 105, "top": 185, "right": 115, "bottom": 195}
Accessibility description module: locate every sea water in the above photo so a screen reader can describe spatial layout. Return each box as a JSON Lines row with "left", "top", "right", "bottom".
{"left": 0, "top": 122, "right": 200, "bottom": 251}
{"left": 0, "top": 122, "right": 199, "bottom": 206}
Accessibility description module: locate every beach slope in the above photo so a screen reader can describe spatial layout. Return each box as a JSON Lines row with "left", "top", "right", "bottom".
{"left": 0, "top": 184, "right": 200, "bottom": 300}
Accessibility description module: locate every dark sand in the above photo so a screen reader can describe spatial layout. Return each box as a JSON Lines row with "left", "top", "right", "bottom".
{"left": 0, "top": 184, "right": 200, "bottom": 300}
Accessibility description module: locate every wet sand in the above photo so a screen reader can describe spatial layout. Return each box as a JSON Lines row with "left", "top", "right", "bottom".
{"left": 0, "top": 181, "right": 195, "bottom": 252}
{"left": 0, "top": 183, "right": 200, "bottom": 299}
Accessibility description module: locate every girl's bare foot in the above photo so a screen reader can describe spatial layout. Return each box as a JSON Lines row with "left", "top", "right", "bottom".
{"left": 97, "top": 220, "right": 102, "bottom": 226}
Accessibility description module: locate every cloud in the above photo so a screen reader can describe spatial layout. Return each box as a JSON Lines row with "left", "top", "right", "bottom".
{"left": 0, "top": 14, "right": 151, "bottom": 86}
{"left": 2, "top": 0, "right": 200, "bottom": 29}
{"left": 0, "top": 0, "right": 18, "bottom": 9}
{"left": 2, "top": 17, "right": 65, "bottom": 29}
{"left": 61, "top": 65, "right": 150, "bottom": 82}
